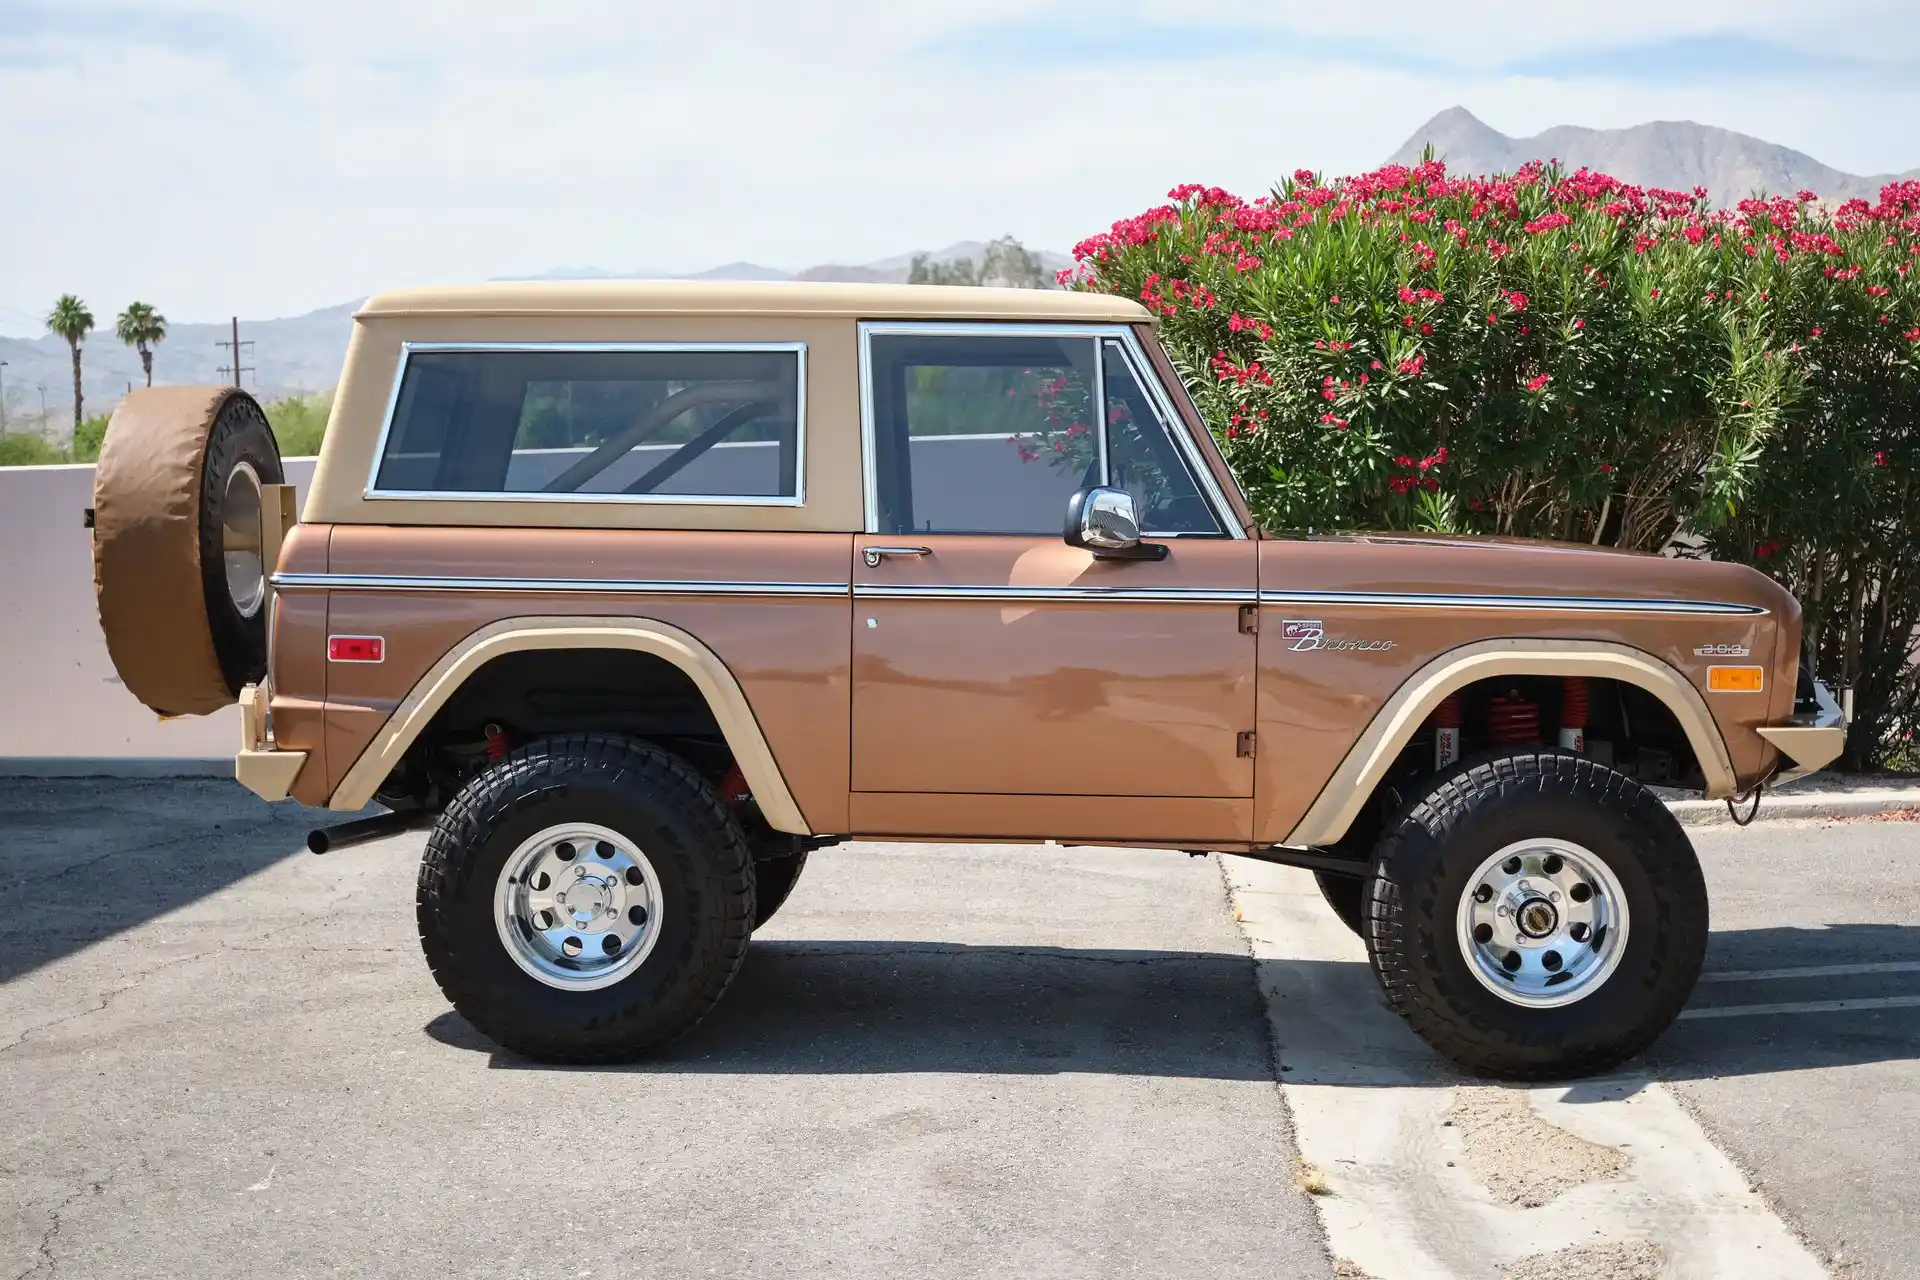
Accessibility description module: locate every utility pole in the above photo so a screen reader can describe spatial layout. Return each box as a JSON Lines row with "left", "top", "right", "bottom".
{"left": 215, "top": 315, "right": 255, "bottom": 387}
{"left": 0, "top": 361, "right": 8, "bottom": 430}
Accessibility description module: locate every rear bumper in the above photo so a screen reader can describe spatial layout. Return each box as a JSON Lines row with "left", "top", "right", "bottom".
{"left": 234, "top": 682, "right": 307, "bottom": 803}
{"left": 1756, "top": 680, "right": 1848, "bottom": 784}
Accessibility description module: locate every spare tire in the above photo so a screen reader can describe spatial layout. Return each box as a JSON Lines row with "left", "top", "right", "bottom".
{"left": 92, "top": 386, "right": 284, "bottom": 716}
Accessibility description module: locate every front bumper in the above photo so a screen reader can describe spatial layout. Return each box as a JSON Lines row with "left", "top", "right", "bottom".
{"left": 1756, "top": 679, "right": 1848, "bottom": 785}
{"left": 234, "top": 682, "right": 307, "bottom": 803}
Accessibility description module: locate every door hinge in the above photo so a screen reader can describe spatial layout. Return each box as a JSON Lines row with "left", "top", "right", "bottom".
{"left": 1236, "top": 731, "right": 1257, "bottom": 758}
{"left": 1238, "top": 604, "right": 1259, "bottom": 635}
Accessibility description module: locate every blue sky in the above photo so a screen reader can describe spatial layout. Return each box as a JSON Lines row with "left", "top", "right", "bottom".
{"left": 2, "top": 0, "right": 1918, "bottom": 331}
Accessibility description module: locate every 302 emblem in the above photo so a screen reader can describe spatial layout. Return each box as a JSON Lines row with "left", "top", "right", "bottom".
{"left": 1283, "top": 620, "right": 1397, "bottom": 653}
{"left": 1693, "top": 643, "right": 1751, "bottom": 657}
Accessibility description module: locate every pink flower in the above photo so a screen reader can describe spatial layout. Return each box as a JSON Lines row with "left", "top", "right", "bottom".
{"left": 1648, "top": 288, "right": 1660, "bottom": 299}
{"left": 1507, "top": 291, "right": 1528, "bottom": 311}
{"left": 1876, "top": 451, "right": 1891, "bottom": 466}
{"left": 1526, "top": 373, "right": 1551, "bottom": 391}
{"left": 1486, "top": 313, "right": 1498, "bottom": 325}
{"left": 1573, "top": 318, "right": 1586, "bottom": 330}
{"left": 1599, "top": 463, "right": 1616, "bottom": 474}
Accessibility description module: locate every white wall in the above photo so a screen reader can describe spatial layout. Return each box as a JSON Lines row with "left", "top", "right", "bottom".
{"left": 0, "top": 459, "right": 315, "bottom": 762}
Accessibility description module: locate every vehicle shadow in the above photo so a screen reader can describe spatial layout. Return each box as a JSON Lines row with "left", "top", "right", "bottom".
{"left": 423, "top": 923, "right": 1920, "bottom": 1085}
{"left": 0, "top": 778, "right": 348, "bottom": 984}
{"left": 427, "top": 938, "right": 1281, "bottom": 1079}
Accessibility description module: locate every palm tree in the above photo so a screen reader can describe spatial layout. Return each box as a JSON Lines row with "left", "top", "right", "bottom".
{"left": 115, "top": 302, "right": 167, "bottom": 387}
{"left": 46, "top": 295, "right": 94, "bottom": 429}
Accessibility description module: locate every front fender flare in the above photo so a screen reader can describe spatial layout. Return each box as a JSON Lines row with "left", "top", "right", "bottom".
{"left": 327, "top": 615, "right": 811, "bottom": 834}
{"left": 1282, "top": 638, "right": 1735, "bottom": 847}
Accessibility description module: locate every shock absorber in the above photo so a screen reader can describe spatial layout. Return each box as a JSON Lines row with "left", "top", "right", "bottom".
{"left": 1433, "top": 692, "right": 1463, "bottom": 769}
{"left": 1559, "top": 676, "right": 1590, "bottom": 753}
{"left": 1485, "top": 692, "right": 1541, "bottom": 746}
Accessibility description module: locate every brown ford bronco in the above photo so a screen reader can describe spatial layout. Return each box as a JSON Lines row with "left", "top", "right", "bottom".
{"left": 89, "top": 281, "right": 1845, "bottom": 1079}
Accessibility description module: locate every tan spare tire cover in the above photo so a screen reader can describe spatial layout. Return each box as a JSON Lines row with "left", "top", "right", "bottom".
{"left": 92, "top": 386, "right": 285, "bottom": 716}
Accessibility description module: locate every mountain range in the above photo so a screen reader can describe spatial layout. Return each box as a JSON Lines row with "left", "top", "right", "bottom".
{"left": 6, "top": 113, "right": 1915, "bottom": 437}
{"left": 1388, "top": 107, "right": 1920, "bottom": 204}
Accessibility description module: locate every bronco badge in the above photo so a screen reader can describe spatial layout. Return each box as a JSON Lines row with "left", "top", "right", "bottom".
{"left": 1282, "top": 619, "right": 1397, "bottom": 653}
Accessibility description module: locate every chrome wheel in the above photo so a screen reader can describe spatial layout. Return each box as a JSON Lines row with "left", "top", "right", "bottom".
{"left": 1455, "top": 838, "right": 1629, "bottom": 1008}
{"left": 494, "top": 823, "right": 663, "bottom": 991}
{"left": 220, "top": 460, "right": 265, "bottom": 619}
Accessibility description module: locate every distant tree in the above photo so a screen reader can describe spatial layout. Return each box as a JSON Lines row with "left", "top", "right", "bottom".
{"left": 115, "top": 302, "right": 168, "bottom": 387}
{"left": 979, "top": 236, "right": 1045, "bottom": 289}
{"left": 45, "top": 294, "right": 94, "bottom": 430}
{"left": 908, "top": 253, "right": 979, "bottom": 286}
{"left": 908, "top": 237, "right": 1045, "bottom": 289}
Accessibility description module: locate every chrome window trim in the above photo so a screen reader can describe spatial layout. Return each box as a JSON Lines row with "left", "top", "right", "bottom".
{"left": 856, "top": 584, "right": 1256, "bottom": 605}
{"left": 362, "top": 341, "right": 808, "bottom": 507}
{"left": 1259, "top": 590, "right": 1767, "bottom": 616}
{"left": 855, "top": 322, "right": 1245, "bottom": 540}
{"left": 272, "top": 573, "right": 848, "bottom": 598}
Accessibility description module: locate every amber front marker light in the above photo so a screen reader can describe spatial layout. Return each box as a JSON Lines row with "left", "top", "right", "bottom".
{"left": 1707, "top": 665, "right": 1765, "bottom": 693}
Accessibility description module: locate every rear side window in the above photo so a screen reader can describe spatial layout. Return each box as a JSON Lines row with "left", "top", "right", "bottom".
{"left": 370, "top": 345, "right": 803, "bottom": 502}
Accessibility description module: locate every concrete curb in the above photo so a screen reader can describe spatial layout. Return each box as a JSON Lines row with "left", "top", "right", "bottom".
{"left": 1670, "top": 789, "right": 1920, "bottom": 827}
{"left": 0, "top": 757, "right": 232, "bottom": 779}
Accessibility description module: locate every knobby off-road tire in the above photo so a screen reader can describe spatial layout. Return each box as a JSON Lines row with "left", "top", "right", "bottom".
{"left": 1366, "top": 750, "right": 1707, "bottom": 1080}
{"left": 1314, "top": 870, "right": 1367, "bottom": 937}
{"left": 417, "top": 734, "right": 754, "bottom": 1063}
{"left": 751, "top": 850, "right": 808, "bottom": 929}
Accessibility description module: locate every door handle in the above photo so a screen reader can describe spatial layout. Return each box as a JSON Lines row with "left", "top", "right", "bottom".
{"left": 863, "top": 545, "right": 933, "bottom": 568}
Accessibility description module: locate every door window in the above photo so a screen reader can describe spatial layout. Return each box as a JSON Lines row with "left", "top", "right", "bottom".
{"left": 866, "top": 333, "right": 1100, "bottom": 535}
{"left": 865, "top": 330, "right": 1222, "bottom": 536}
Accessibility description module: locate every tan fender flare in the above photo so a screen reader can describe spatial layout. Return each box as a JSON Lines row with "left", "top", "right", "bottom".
{"left": 1283, "top": 638, "right": 1736, "bottom": 848}
{"left": 327, "top": 616, "right": 812, "bottom": 834}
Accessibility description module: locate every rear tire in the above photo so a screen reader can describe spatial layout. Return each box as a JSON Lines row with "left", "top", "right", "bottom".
{"left": 1367, "top": 750, "right": 1707, "bottom": 1080}
{"left": 416, "top": 734, "right": 753, "bottom": 1062}
{"left": 751, "top": 850, "right": 808, "bottom": 929}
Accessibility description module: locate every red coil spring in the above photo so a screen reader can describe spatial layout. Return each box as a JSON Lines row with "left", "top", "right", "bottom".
{"left": 1561, "top": 676, "right": 1590, "bottom": 730}
{"left": 1432, "top": 692, "right": 1463, "bottom": 729}
{"left": 1485, "top": 694, "right": 1541, "bottom": 745}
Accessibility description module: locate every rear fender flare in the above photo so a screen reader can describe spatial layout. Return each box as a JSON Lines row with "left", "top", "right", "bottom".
{"left": 1283, "top": 638, "right": 1735, "bottom": 847}
{"left": 327, "top": 615, "right": 811, "bottom": 834}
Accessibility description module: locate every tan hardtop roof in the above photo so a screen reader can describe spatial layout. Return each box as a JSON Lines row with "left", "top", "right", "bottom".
{"left": 356, "top": 280, "right": 1151, "bottom": 323}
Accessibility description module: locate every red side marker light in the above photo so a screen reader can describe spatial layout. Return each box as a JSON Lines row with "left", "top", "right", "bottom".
{"left": 328, "top": 635, "right": 385, "bottom": 663}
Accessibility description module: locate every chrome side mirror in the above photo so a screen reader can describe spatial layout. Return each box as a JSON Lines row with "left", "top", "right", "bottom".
{"left": 1064, "top": 487, "right": 1168, "bottom": 561}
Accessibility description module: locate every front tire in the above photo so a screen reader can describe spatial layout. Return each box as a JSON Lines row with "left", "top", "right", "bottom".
{"left": 416, "top": 734, "right": 753, "bottom": 1062}
{"left": 1367, "top": 750, "right": 1707, "bottom": 1080}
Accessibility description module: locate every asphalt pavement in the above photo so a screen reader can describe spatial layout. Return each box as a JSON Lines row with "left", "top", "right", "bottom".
{"left": 0, "top": 780, "right": 1330, "bottom": 1280}
{"left": 4, "top": 780, "right": 1919, "bottom": 1278}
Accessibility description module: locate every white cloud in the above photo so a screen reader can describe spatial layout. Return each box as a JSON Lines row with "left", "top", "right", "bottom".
{"left": 2, "top": 0, "right": 1917, "bottom": 330}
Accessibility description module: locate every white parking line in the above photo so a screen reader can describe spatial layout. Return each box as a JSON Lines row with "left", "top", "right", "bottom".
{"left": 1222, "top": 858, "right": 1828, "bottom": 1280}
{"left": 1700, "top": 959, "right": 1920, "bottom": 982}
{"left": 1681, "top": 994, "right": 1920, "bottom": 1020}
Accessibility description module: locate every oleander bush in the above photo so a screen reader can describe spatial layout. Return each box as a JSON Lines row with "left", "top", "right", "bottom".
{"left": 1069, "top": 160, "right": 1920, "bottom": 768}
